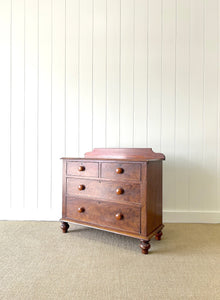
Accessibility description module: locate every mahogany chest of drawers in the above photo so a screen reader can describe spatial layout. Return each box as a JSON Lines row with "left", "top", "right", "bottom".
{"left": 60, "top": 148, "right": 165, "bottom": 254}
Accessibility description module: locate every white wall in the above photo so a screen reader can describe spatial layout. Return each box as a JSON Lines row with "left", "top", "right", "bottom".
{"left": 0, "top": 0, "right": 219, "bottom": 223}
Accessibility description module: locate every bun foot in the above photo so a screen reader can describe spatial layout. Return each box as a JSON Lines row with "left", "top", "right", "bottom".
{"left": 139, "top": 240, "right": 151, "bottom": 254}
{"left": 155, "top": 230, "right": 163, "bottom": 240}
{"left": 60, "top": 221, "right": 69, "bottom": 233}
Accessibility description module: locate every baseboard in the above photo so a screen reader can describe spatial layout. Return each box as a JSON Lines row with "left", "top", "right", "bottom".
{"left": 163, "top": 210, "right": 220, "bottom": 223}
{"left": 1, "top": 209, "right": 220, "bottom": 223}
{"left": 0, "top": 208, "right": 60, "bottom": 221}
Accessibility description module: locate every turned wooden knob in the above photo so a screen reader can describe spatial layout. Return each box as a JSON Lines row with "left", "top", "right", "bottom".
{"left": 78, "top": 184, "right": 85, "bottom": 191}
{"left": 78, "top": 207, "right": 85, "bottom": 213}
{"left": 115, "top": 213, "right": 123, "bottom": 220}
{"left": 115, "top": 168, "right": 124, "bottom": 174}
{"left": 78, "top": 166, "right": 85, "bottom": 171}
{"left": 116, "top": 187, "right": 124, "bottom": 195}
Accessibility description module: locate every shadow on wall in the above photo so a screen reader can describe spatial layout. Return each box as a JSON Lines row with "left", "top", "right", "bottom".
{"left": 163, "top": 156, "right": 218, "bottom": 211}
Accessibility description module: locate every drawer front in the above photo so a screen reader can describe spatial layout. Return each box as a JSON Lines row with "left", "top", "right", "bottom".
{"left": 101, "top": 162, "right": 141, "bottom": 181}
{"left": 66, "top": 198, "right": 140, "bottom": 233}
{"left": 66, "top": 161, "right": 98, "bottom": 177}
{"left": 66, "top": 178, "right": 141, "bottom": 203}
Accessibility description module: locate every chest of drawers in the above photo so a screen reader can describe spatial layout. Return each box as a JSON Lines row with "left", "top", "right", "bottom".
{"left": 60, "top": 148, "right": 165, "bottom": 254}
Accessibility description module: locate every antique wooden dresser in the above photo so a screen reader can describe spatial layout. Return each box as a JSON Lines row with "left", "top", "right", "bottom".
{"left": 60, "top": 148, "right": 165, "bottom": 254}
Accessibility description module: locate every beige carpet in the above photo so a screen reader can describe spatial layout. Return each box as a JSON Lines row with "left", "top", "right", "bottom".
{"left": 0, "top": 222, "right": 219, "bottom": 300}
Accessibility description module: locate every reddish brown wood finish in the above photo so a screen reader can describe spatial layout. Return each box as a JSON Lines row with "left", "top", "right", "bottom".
{"left": 67, "top": 161, "right": 98, "bottom": 177}
{"left": 85, "top": 148, "right": 165, "bottom": 160}
{"left": 66, "top": 178, "right": 141, "bottom": 204}
{"left": 60, "top": 221, "right": 69, "bottom": 233}
{"left": 101, "top": 162, "right": 141, "bottom": 181}
{"left": 155, "top": 230, "right": 163, "bottom": 240}
{"left": 78, "top": 166, "right": 85, "bottom": 172}
{"left": 61, "top": 148, "right": 165, "bottom": 254}
{"left": 115, "top": 212, "right": 123, "bottom": 220}
{"left": 139, "top": 240, "right": 151, "bottom": 255}
{"left": 66, "top": 198, "right": 140, "bottom": 234}
{"left": 61, "top": 218, "right": 163, "bottom": 240}
{"left": 115, "top": 167, "right": 124, "bottom": 174}
{"left": 116, "top": 187, "right": 124, "bottom": 195}
{"left": 146, "top": 161, "right": 163, "bottom": 236}
{"left": 78, "top": 184, "right": 85, "bottom": 191}
{"left": 78, "top": 207, "right": 85, "bottom": 213}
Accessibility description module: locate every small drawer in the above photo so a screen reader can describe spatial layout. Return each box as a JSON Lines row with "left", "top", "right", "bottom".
{"left": 101, "top": 162, "right": 141, "bottom": 181}
{"left": 66, "top": 178, "right": 99, "bottom": 198}
{"left": 66, "top": 161, "right": 98, "bottom": 177}
{"left": 66, "top": 198, "right": 140, "bottom": 234}
{"left": 66, "top": 178, "right": 141, "bottom": 203}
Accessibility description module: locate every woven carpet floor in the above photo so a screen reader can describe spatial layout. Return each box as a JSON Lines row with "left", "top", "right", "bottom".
{"left": 0, "top": 221, "right": 220, "bottom": 300}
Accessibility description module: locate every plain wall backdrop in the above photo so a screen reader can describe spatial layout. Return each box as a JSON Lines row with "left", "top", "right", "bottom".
{"left": 0, "top": 0, "right": 219, "bottom": 222}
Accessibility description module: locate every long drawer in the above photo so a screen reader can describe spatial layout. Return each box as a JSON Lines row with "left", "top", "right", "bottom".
{"left": 66, "top": 198, "right": 140, "bottom": 234}
{"left": 66, "top": 178, "right": 141, "bottom": 204}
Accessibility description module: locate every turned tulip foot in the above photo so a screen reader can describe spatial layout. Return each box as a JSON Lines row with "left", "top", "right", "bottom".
{"left": 60, "top": 221, "right": 69, "bottom": 233}
{"left": 155, "top": 230, "right": 163, "bottom": 241}
{"left": 139, "top": 240, "right": 151, "bottom": 254}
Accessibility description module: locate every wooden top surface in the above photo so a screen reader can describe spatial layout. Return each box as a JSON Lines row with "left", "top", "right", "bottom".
{"left": 62, "top": 148, "right": 165, "bottom": 161}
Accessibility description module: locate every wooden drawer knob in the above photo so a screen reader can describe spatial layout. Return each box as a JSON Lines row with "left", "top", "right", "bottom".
{"left": 78, "top": 184, "right": 85, "bottom": 191}
{"left": 78, "top": 166, "right": 85, "bottom": 172}
{"left": 115, "top": 168, "right": 124, "bottom": 174}
{"left": 115, "top": 213, "right": 123, "bottom": 220}
{"left": 78, "top": 207, "right": 85, "bottom": 213}
{"left": 116, "top": 188, "right": 124, "bottom": 195}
